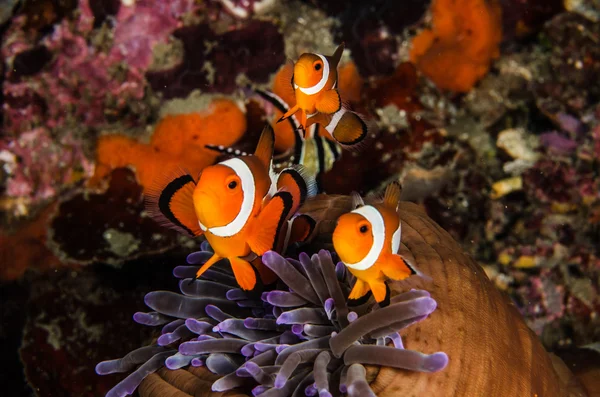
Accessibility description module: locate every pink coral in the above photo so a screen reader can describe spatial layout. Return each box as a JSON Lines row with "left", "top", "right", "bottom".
{"left": 110, "top": 0, "right": 196, "bottom": 69}
{"left": 0, "top": 128, "right": 93, "bottom": 201}
{"left": 2, "top": 0, "right": 197, "bottom": 134}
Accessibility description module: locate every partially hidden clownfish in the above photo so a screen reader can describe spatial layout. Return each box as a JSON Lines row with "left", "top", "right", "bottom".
{"left": 332, "top": 182, "right": 419, "bottom": 306}
{"left": 207, "top": 88, "right": 342, "bottom": 192}
{"left": 276, "top": 43, "right": 369, "bottom": 148}
{"left": 146, "top": 125, "right": 317, "bottom": 291}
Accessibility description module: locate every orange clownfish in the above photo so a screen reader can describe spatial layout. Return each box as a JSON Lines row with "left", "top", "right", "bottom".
{"left": 276, "top": 43, "right": 369, "bottom": 148}
{"left": 332, "top": 182, "right": 417, "bottom": 305}
{"left": 146, "top": 125, "right": 317, "bottom": 291}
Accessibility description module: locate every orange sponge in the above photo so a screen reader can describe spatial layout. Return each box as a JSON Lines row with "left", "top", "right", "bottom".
{"left": 410, "top": 0, "right": 502, "bottom": 93}
{"left": 90, "top": 99, "right": 246, "bottom": 190}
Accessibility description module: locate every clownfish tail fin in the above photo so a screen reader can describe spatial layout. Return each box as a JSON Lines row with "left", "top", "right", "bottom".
{"left": 145, "top": 168, "right": 203, "bottom": 237}
{"left": 330, "top": 42, "right": 345, "bottom": 68}
{"left": 277, "top": 165, "right": 317, "bottom": 214}
{"left": 254, "top": 124, "right": 275, "bottom": 170}
{"left": 330, "top": 109, "right": 370, "bottom": 150}
{"left": 383, "top": 182, "right": 402, "bottom": 210}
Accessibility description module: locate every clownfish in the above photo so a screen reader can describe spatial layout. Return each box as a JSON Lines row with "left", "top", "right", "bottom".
{"left": 206, "top": 88, "right": 342, "bottom": 192}
{"left": 146, "top": 125, "right": 317, "bottom": 291}
{"left": 332, "top": 182, "right": 417, "bottom": 306}
{"left": 276, "top": 43, "right": 369, "bottom": 148}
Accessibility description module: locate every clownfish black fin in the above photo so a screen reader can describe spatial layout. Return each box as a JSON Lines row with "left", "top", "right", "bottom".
{"left": 277, "top": 165, "right": 317, "bottom": 213}
{"left": 145, "top": 168, "right": 202, "bottom": 237}
{"left": 288, "top": 214, "right": 317, "bottom": 244}
{"left": 254, "top": 124, "right": 275, "bottom": 170}
{"left": 315, "top": 89, "right": 342, "bottom": 115}
{"left": 351, "top": 191, "right": 365, "bottom": 209}
{"left": 348, "top": 290, "right": 372, "bottom": 307}
{"left": 330, "top": 42, "right": 345, "bottom": 69}
{"left": 249, "top": 191, "right": 294, "bottom": 255}
{"left": 383, "top": 182, "right": 402, "bottom": 210}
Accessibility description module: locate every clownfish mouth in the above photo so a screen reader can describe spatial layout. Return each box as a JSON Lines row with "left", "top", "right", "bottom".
{"left": 195, "top": 190, "right": 235, "bottom": 230}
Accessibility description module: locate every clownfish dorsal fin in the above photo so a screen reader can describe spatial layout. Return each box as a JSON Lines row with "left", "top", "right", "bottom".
{"left": 254, "top": 124, "right": 275, "bottom": 171}
{"left": 383, "top": 182, "right": 402, "bottom": 210}
{"left": 330, "top": 42, "right": 345, "bottom": 69}
{"left": 351, "top": 191, "right": 364, "bottom": 209}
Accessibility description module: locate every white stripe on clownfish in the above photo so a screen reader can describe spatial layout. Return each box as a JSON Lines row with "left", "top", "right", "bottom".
{"left": 344, "top": 205, "right": 385, "bottom": 271}
{"left": 391, "top": 221, "right": 401, "bottom": 254}
{"left": 295, "top": 54, "right": 330, "bottom": 96}
{"left": 324, "top": 107, "right": 347, "bottom": 136}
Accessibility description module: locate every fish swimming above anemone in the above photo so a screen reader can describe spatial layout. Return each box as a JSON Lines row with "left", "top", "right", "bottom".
{"left": 333, "top": 182, "right": 419, "bottom": 305}
{"left": 146, "top": 125, "right": 317, "bottom": 291}
{"left": 207, "top": 88, "right": 342, "bottom": 192}
{"left": 276, "top": 43, "right": 370, "bottom": 148}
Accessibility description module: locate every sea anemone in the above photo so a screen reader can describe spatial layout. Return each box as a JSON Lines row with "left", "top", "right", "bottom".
{"left": 96, "top": 242, "right": 448, "bottom": 396}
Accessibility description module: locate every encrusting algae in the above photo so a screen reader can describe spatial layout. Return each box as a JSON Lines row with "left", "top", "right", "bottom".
{"left": 410, "top": 0, "right": 503, "bottom": 92}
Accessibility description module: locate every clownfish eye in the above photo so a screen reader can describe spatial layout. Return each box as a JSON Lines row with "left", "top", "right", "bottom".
{"left": 359, "top": 225, "right": 368, "bottom": 234}
{"left": 314, "top": 62, "right": 322, "bottom": 71}
{"left": 228, "top": 180, "right": 238, "bottom": 189}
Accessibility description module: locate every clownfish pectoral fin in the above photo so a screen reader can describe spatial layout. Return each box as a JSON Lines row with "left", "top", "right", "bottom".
{"left": 330, "top": 110, "right": 369, "bottom": 148}
{"left": 254, "top": 124, "right": 275, "bottom": 170}
{"left": 195, "top": 253, "right": 224, "bottom": 280}
{"left": 277, "top": 165, "right": 318, "bottom": 213}
{"left": 330, "top": 42, "right": 345, "bottom": 69}
{"left": 348, "top": 278, "right": 371, "bottom": 300}
{"left": 383, "top": 181, "right": 402, "bottom": 210}
{"left": 273, "top": 60, "right": 297, "bottom": 108}
{"left": 229, "top": 257, "right": 258, "bottom": 291}
{"left": 380, "top": 254, "right": 414, "bottom": 281}
{"left": 248, "top": 191, "right": 294, "bottom": 255}
{"left": 315, "top": 89, "right": 342, "bottom": 115}
{"left": 369, "top": 280, "right": 390, "bottom": 306}
{"left": 278, "top": 104, "right": 300, "bottom": 124}
{"left": 145, "top": 169, "right": 203, "bottom": 237}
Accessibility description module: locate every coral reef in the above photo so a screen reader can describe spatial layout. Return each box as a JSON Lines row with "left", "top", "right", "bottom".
{"left": 50, "top": 168, "right": 185, "bottom": 266}
{"left": 97, "top": 246, "right": 447, "bottom": 396}
{"left": 146, "top": 20, "right": 285, "bottom": 98}
{"left": 1, "top": 0, "right": 599, "bottom": 394}
{"left": 0, "top": 127, "right": 93, "bottom": 204}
